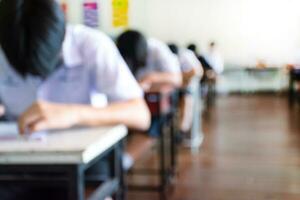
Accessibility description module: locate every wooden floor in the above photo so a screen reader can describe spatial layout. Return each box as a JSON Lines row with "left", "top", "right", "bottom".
{"left": 127, "top": 95, "right": 300, "bottom": 200}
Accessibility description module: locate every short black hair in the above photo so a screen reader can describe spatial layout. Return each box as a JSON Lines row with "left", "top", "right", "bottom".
{"left": 116, "top": 30, "right": 148, "bottom": 76}
{"left": 168, "top": 43, "right": 178, "bottom": 55}
{"left": 0, "top": 0, "right": 66, "bottom": 78}
{"left": 187, "top": 43, "right": 197, "bottom": 54}
{"left": 210, "top": 41, "right": 216, "bottom": 47}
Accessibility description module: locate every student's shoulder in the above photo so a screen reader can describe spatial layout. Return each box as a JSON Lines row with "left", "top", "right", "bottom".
{"left": 147, "top": 38, "right": 166, "bottom": 50}
{"left": 66, "top": 24, "right": 115, "bottom": 49}
{"left": 63, "top": 25, "right": 118, "bottom": 67}
{"left": 180, "top": 49, "right": 197, "bottom": 59}
{"left": 183, "top": 49, "right": 195, "bottom": 56}
{"left": 147, "top": 38, "right": 171, "bottom": 57}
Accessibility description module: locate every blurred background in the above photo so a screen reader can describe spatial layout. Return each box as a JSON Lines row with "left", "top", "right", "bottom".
{"left": 57, "top": 1, "right": 300, "bottom": 199}
{"left": 59, "top": 0, "right": 300, "bottom": 93}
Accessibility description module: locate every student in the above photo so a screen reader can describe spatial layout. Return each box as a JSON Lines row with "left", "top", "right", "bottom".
{"left": 117, "top": 30, "right": 182, "bottom": 91}
{"left": 203, "top": 42, "right": 224, "bottom": 74}
{"left": 116, "top": 30, "right": 182, "bottom": 168}
{"left": 0, "top": 0, "right": 150, "bottom": 199}
{"left": 187, "top": 43, "right": 212, "bottom": 73}
{"left": 168, "top": 43, "right": 203, "bottom": 136}
{"left": 168, "top": 44, "right": 203, "bottom": 87}
{"left": 187, "top": 43, "right": 218, "bottom": 102}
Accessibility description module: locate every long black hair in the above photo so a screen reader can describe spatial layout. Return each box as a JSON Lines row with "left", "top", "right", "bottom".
{"left": 0, "top": 0, "right": 66, "bottom": 78}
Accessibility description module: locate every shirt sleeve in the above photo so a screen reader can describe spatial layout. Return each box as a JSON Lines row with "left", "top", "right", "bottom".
{"left": 204, "top": 51, "right": 224, "bottom": 74}
{"left": 76, "top": 25, "right": 143, "bottom": 103}
{"left": 150, "top": 39, "right": 181, "bottom": 73}
{"left": 180, "top": 50, "right": 201, "bottom": 72}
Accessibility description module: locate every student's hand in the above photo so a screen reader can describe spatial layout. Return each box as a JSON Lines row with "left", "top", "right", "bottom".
{"left": 0, "top": 105, "right": 5, "bottom": 117}
{"left": 139, "top": 74, "right": 178, "bottom": 92}
{"left": 206, "top": 69, "right": 217, "bottom": 80}
{"left": 139, "top": 73, "right": 160, "bottom": 91}
{"left": 18, "top": 101, "right": 79, "bottom": 134}
{"left": 139, "top": 75, "right": 154, "bottom": 91}
{"left": 139, "top": 81, "right": 152, "bottom": 91}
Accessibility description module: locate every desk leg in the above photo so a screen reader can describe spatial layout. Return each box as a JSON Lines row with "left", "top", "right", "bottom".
{"left": 170, "top": 114, "right": 177, "bottom": 176}
{"left": 159, "top": 123, "right": 166, "bottom": 192}
{"left": 111, "top": 141, "right": 125, "bottom": 200}
{"left": 289, "top": 72, "right": 294, "bottom": 104}
{"left": 68, "top": 165, "right": 85, "bottom": 200}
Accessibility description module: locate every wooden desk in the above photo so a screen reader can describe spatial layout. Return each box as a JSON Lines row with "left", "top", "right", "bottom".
{"left": 220, "top": 67, "right": 287, "bottom": 93}
{"left": 0, "top": 124, "right": 127, "bottom": 200}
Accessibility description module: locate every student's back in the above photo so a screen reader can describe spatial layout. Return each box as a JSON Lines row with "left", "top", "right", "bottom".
{"left": 136, "top": 38, "right": 181, "bottom": 80}
{"left": 187, "top": 43, "right": 212, "bottom": 71}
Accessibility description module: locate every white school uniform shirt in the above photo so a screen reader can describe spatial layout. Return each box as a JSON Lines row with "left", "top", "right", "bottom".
{"left": 135, "top": 38, "right": 181, "bottom": 80}
{"left": 177, "top": 49, "right": 201, "bottom": 73}
{"left": 0, "top": 24, "right": 143, "bottom": 120}
{"left": 291, "top": 49, "right": 300, "bottom": 69}
{"left": 204, "top": 49, "right": 224, "bottom": 74}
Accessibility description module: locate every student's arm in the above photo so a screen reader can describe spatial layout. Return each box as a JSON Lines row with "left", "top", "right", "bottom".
{"left": 139, "top": 72, "right": 182, "bottom": 90}
{"left": 182, "top": 65, "right": 204, "bottom": 85}
{"left": 195, "top": 63, "right": 204, "bottom": 78}
{"left": 180, "top": 50, "right": 204, "bottom": 86}
{"left": 18, "top": 98, "right": 150, "bottom": 134}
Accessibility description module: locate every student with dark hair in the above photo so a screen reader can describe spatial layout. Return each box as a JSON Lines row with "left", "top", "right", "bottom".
{"left": 204, "top": 41, "right": 224, "bottom": 74}
{"left": 117, "top": 30, "right": 182, "bottom": 91}
{"left": 168, "top": 43, "right": 203, "bottom": 140}
{"left": 188, "top": 42, "right": 224, "bottom": 75}
{"left": 187, "top": 43, "right": 216, "bottom": 85}
{"left": 187, "top": 43, "right": 212, "bottom": 71}
{"left": 0, "top": 0, "right": 150, "bottom": 199}
{"left": 116, "top": 30, "right": 148, "bottom": 76}
{"left": 169, "top": 43, "right": 203, "bottom": 85}
{"left": 187, "top": 42, "right": 223, "bottom": 106}
{"left": 116, "top": 30, "right": 182, "bottom": 169}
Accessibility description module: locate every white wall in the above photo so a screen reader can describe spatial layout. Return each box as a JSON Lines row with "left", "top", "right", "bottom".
{"left": 64, "top": 0, "right": 300, "bottom": 67}
{"left": 141, "top": 0, "right": 300, "bottom": 67}
{"left": 63, "top": 0, "right": 147, "bottom": 36}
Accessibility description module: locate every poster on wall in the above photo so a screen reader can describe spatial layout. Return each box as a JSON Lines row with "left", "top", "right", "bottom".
{"left": 83, "top": 1, "right": 99, "bottom": 28}
{"left": 112, "top": 0, "right": 129, "bottom": 28}
{"left": 61, "top": 2, "right": 67, "bottom": 14}
{"left": 57, "top": 0, "right": 68, "bottom": 17}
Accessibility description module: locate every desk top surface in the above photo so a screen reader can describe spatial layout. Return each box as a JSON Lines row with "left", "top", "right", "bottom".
{"left": 0, "top": 123, "right": 127, "bottom": 164}
{"left": 224, "top": 66, "right": 284, "bottom": 73}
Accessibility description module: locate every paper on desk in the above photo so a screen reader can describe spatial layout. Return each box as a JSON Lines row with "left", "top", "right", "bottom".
{"left": 0, "top": 122, "right": 48, "bottom": 142}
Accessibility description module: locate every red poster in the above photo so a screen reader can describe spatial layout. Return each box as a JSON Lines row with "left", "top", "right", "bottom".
{"left": 61, "top": 3, "right": 67, "bottom": 14}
